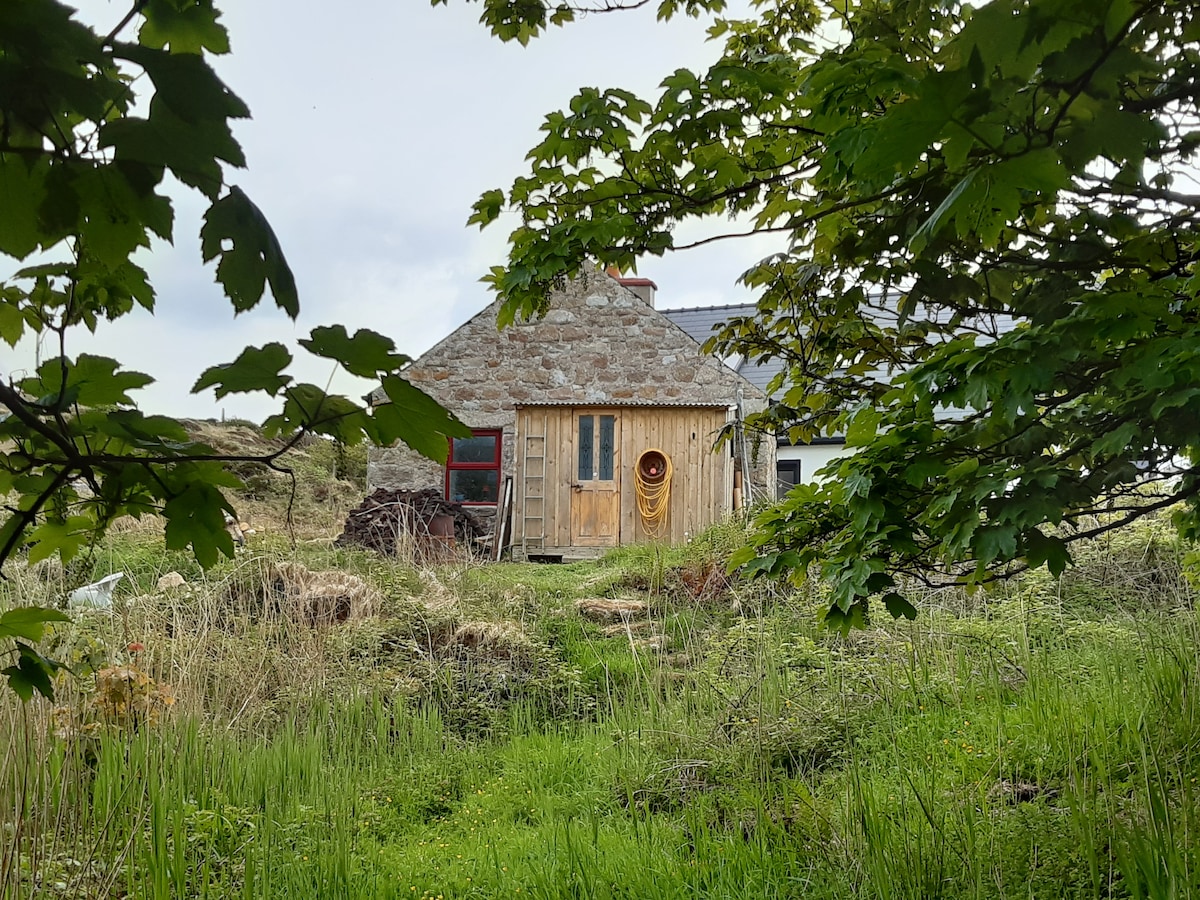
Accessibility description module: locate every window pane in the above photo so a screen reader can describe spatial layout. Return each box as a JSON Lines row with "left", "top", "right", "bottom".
{"left": 578, "top": 415, "right": 594, "bottom": 480}
{"left": 776, "top": 461, "right": 801, "bottom": 499}
{"left": 451, "top": 434, "right": 498, "bottom": 464}
{"left": 448, "top": 469, "right": 499, "bottom": 503}
{"left": 598, "top": 415, "right": 615, "bottom": 481}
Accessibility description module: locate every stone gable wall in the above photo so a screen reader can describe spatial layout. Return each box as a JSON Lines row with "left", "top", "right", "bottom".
{"left": 367, "top": 270, "right": 767, "bottom": 494}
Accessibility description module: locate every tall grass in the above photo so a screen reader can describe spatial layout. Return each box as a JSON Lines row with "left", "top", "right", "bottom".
{"left": 1, "top": 519, "right": 1198, "bottom": 898}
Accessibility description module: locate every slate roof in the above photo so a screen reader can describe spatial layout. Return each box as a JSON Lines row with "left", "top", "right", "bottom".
{"left": 661, "top": 304, "right": 785, "bottom": 394}
{"left": 661, "top": 300, "right": 1021, "bottom": 446}
{"left": 659, "top": 303, "right": 754, "bottom": 346}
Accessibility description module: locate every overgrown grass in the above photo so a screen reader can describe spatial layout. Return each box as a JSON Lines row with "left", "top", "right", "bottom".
{"left": 1, "top": 516, "right": 1198, "bottom": 898}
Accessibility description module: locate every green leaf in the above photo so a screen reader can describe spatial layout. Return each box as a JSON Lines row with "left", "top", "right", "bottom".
{"left": 192, "top": 343, "right": 293, "bottom": 398}
{"left": 909, "top": 169, "right": 978, "bottom": 254}
{"left": 3, "top": 643, "right": 66, "bottom": 702}
{"left": 973, "top": 525, "right": 1017, "bottom": 566}
{"left": 297, "top": 326, "right": 410, "bottom": 378}
{"left": 139, "top": 0, "right": 231, "bottom": 54}
{"left": 0, "top": 157, "right": 49, "bottom": 259}
{"left": 468, "top": 189, "right": 505, "bottom": 228}
{"left": 70, "top": 355, "right": 154, "bottom": 406}
{"left": 25, "top": 516, "right": 96, "bottom": 564}
{"left": 200, "top": 187, "right": 299, "bottom": 316}
{"left": 882, "top": 593, "right": 918, "bottom": 621}
{"left": 162, "top": 481, "right": 235, "bottom": 568}
{"left": 0, "top": 607, "right": 72, "bottom": 643}
{"left": 374, "top": 376, "right": 471, "bottom": 464}
{"left": 845, "top": 407, "right": 881, "bottom": 447}
{"left": 0, "top": 299, "right": 26, "bottom": 346}
{"left": 1024, "top": 529, "right": 1071, "bottom": 578}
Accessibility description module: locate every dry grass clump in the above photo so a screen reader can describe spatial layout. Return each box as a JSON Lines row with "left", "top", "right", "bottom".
{"left": 445, "top": 621, "right": 534, "bottom": 661}
{"left": 270, "top": 562, "right": 378, "bottom": 625}
{"left": 216, "top": 559, "right": 379, "bottom": 627}
{"left": 416, "top": 568, "right": 461, "bottom": 612}
{"left": 575, "top": 598, "right": 648, "bottom": 623}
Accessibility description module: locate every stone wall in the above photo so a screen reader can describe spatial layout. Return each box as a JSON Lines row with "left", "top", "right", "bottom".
{"left": 367, "top": 269, "right": 768, "bottom": 498}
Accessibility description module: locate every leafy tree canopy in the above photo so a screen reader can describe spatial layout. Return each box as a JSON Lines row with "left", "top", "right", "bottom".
{"left": 467, "top": 0, "right": 1200, "bottom": 625}
{"left": 0, "top": 0, "right": 469, "bottom": 575}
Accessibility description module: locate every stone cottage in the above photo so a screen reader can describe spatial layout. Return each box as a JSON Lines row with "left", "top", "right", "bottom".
{"left": 368, "top": 268, "right": 772, "bottom": 560}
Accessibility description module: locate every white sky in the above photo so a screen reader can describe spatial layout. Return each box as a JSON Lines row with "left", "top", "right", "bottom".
{"left": 7, "top": 0, "right": 778, "bottom": 420}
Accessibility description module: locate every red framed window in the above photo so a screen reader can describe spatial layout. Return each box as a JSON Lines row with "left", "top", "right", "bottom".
{"left": 445, "top": 430, "right": 501, "bottom": 505}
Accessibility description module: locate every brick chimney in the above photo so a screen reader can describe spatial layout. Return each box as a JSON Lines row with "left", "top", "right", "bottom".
{"left": 605, "top": 265, "right": 658, "bottom": 307}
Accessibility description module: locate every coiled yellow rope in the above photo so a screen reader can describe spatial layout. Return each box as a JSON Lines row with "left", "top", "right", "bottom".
{"left": 634, "top": 450, "right": 673, "bottom": 537}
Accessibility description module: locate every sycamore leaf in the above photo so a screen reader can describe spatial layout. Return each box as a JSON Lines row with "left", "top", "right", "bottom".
{"left": 0, "top": 607, "right": 72, "bottom": 643}
{"left": 138, "top": 0, "right": 231, "bottom": 55}
{"left": 882, "top": 593, "right": 918, "bottom": 621}
{"left": 298, "top": 326, "right": 410, "bottom": 378}
{"left": 1024, "top": 529, "right": 1071, "bottom": 577}
{"left": 0, "top": 300, "right": 25, "bottom": 346}
{"left": 193, "top": 343, "right": 293, "bottom": 398}
{"left": 0, "top": 157, "right": 50, "bottom": 259}
{"left": 374, "top": 375, "right": 471, "bottom": 464}
{"left": 824, "top": 602, "right": 867, "bottom": 634}
{"left": 25, "top": 516, "right": 96, "bottom": 564}
{"left": 468, "top": 189, "right": 506, "bottom": 228}
{"left": 3, "top": 643, "right": 67, "bottom": 702}
{"left": 909, "top": 169, "right": 978, "bottom": 254}
{"left": 200, "top": 187, "right": 299, "bottom": 317}
{"left": 22, "top": 355, "right": 153, "bottom": 409}
{"left": 70, "top": 355, "right": 154, "bottom": 406}
{"left": 162, "top": 482, "right": 235, "bottom": 568}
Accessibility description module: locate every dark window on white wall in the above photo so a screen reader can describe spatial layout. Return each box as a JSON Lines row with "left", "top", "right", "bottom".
{"left": 446, "top": 430, "right": 501, "bottom": 504}
{"left": 776, "top": 459, "right": 802, "bottom": 498}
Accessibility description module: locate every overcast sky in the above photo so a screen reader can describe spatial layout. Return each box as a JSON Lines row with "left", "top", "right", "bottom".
{"left": 8, "top": 0, "right": 777, "bottom": 420}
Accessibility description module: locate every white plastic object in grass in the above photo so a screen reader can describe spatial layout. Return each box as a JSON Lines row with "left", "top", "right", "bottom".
{"left": 68, "top": 572, "right": 125, "bottom": 609}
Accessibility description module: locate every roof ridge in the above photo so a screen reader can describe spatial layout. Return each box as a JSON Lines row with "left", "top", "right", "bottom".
{"left": 658, "top": 302, "right": 757, "bottom": 314}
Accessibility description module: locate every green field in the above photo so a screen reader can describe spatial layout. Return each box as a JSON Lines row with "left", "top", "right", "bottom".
{"left": 1, "top": 517, "right": 1197, "bottom": 899}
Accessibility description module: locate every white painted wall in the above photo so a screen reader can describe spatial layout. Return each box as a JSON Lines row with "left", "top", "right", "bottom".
{"left": 777, "top": 442, "right": 852, "bottom": 492}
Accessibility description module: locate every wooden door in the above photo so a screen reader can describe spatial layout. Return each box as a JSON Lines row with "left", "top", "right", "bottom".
{"left": 570, "top": 410, "right": 621, "bottom": 546}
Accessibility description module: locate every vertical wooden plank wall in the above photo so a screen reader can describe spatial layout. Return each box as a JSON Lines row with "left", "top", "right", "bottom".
{"left": 517, "top": 405, "right": 735, "bottom": 553}
{"left": 514, "top": 407, "right": 569, "bottom": 554}
{"left": 619, "top": 406, "right": 732, "bottom": 545}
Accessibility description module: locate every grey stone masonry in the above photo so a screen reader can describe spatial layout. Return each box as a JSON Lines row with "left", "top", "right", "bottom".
{"left": 367, "top": 268, "right": 767, "bottom": 494}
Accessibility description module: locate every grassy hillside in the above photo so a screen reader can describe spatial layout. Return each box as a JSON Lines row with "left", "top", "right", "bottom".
{"left": 0, "top": 430, "right": 1197, "bottom": 898}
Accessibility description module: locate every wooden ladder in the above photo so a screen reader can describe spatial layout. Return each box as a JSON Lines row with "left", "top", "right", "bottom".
{"left": 521, "top": 417, "right": 548, "bottom": 556}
